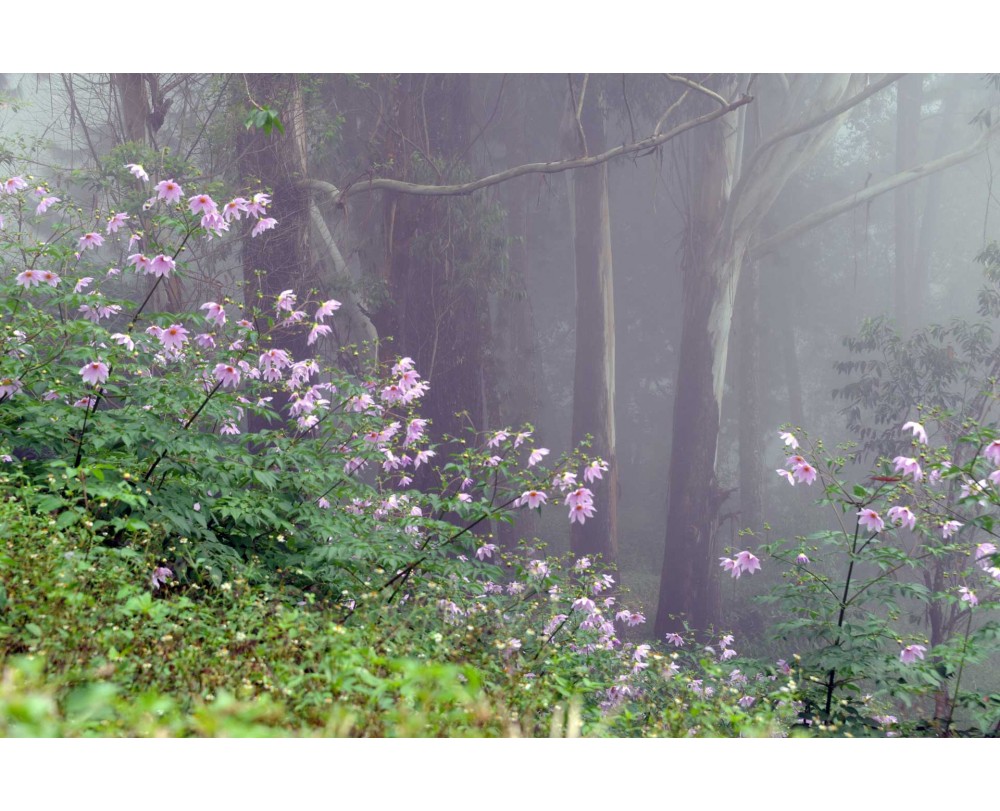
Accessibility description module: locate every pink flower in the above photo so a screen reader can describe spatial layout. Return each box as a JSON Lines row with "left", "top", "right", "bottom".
{"left": 899, "top": 644, "right": 927, "bottom": 664}
{"left": 105, "top": 211, "right": 129, "bottom": 234}
{"left": 457, "top": 492, "right": 473, "bottom": 504}
{"left": 222, "top": 197, "right": 249, "bottom": 221}
{"left": 200, "top": 301, "right": 227, "bottom": 328}
{"left": 941, "top": 520, "right": 963, "bottom": 539}
{"left": 887, "top": 505, "right": 916, "bottom": 531}
{"left": 475, "top": 543, "right": 498, "bottom": 561}
{"left": 73, "top": 277, "right": 93, "bottom": 294}
{"left": 125, "top": 163, "right": 149, "bottom": 182}
{"left": 625, "top": 612, "right": 646, "bottom": 627}
{"left": 220, "top": 422, "right": 240, "bottom": 435}
{"left": 37, "top": 270, "right": 60, "bottom": 287}
{"left": 276, "top": 289, "right": 296, "bottom": 312}
{"left": 975, "top": 542, "right": 997, "bottom": 570}
{"left": 251, "top": 217, "right": 278, "bottom": 237}
{"left": 569, "top": 501, "right": 596, "bottom": 524}
{"left": 195, "top": 333, "right": 215, "bottom": 349}
{"left": 566, "top": 487, "right": 594, "bottom": 509}
{"left": 127, "top": 253, "right": 152, "bottom": 274}
{"left": 159, "top": 323, "right": 189, "bottom": 352}
{"left": 734, "top": 550, "right": 761, "bottom": 576}
{"left": 488, "top": 430, "right": 510, "bottom": 449}
{"left": 155, "top": 179, "right": 183, "bottom": 204}
{"left": 315, "top": 299, "right": 342, "bottom": 322}
{"left": 200, "top": 212, "right": 229, "bottom": 237}
{"left": 779, "top": 431, "right": 799, "bottom": 449}
{"left": 857, "top": 508, "right": 884, "bottom": 533}
{"left": 78, "top": 232, "right": 104, "bottom": 251}
{"left": 404, "top": 419, "right": 427, "bottom": 446}
{"left": 150, "top": 566, "right": 173, "bottom": 591}
{"left": 958, "top": 586, "right": 978, "bottom": 608}
{"left": 188, "top": 193, "right": 217, "bottom": 216}
{"left": 246, "top": 192, "right": 271, "bottom": 218}
{"left": 792, "top": 461, "right": 817, "bottom": 485}
{"left": 111, "top": 333, "right": 135, "bottom": 352}
{"left": 0, "top": 378, "right": 22, "bottom": 399}
{"left": 528, "top": 559, "right": 550, "bottom": 578}
{"left": 664, "top": 632, "right": 684, "bottom": 647}
{"left": 149, "top": 254, "right": 176, "bottom": 278}
{"left": 528, "top": 447, "right": 549, "bottom": 467}
{"left": 520, "top": 490, "right": 547, "bottom": 509}
{"left": 308, "top": 323, "right": 332, "bottom": 345}
{"left": 796, "top": 553, "right": 810, "bottom": 565}
{"left": 584, "top": 459, "right": 609, "bottom": 483}
{"left": 902, "top": 421, "right": 928, "bottom": 444}
{"left": 214, "top": 363, "right": 241, "bottom": 388}
{"left": 128, "top": 233, "right": 142, "bottom": 250}
{"left": 776, "top": 468, "right": 796, "bottom": 486}
{"left": 2, "top": 176, "right": 28, "bottom": 194}
{"left": 36, "top": 196, "right": 60, "bottom": 215}
{"left": 984, "top": 440, "right": 1000, "bottom": 466}
{"left": 892, "top": 456, "right": 923, "bottom": 482}
{"left": 79, "top": 302, "right": 121, "bottom": 322}
{"left": 80, "top": 360, "right": 109, "bottom": 386}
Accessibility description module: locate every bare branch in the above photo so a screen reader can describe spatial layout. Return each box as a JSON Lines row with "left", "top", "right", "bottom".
{"left": 751, "top": 125, "right": 999, "bottom": 258}
{"left": 752, "top": 74, "right": 904, "bottom": 163}
{"left": 664, "top": 73, "right": 728, "bottom": 107}
{"left": 653, "top": 89, "right": 690, "bottom": 136}
{"left": 313, "top": 96, "right": 752, "bottom": 205}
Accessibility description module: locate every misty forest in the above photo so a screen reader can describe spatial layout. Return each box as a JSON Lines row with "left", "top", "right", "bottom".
{"left": 2, "top": 72, "right": 1000, "bottom": 738}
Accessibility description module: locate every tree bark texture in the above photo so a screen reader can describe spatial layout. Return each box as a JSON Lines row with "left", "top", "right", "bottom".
{"left": 655, "top": 75, "right": 867, "bottom": 637}
{"left": 567, "top": 84, "right": 618, "bottom": 564}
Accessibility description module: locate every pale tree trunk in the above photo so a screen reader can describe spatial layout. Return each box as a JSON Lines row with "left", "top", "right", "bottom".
{"left": 894, "top": 75, "right": 922, "bottom": 334}
{"left": 915, "top": 81, "right": 964, "bottom": 317}
{"left": 564, "top": 79, "right": 618, "bottom": 565}
{"left": 655, "top": 74, "right": 868, "bottom": 636}
{"left": 736, "top": 257, "right": 763, "bottom": 533}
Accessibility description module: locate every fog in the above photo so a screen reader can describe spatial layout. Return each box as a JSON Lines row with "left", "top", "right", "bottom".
{"left": 4, "top": 73, "right": 999, "bottom": 719}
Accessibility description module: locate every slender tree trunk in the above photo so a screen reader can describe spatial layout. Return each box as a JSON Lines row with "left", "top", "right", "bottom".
{"left": 894, "top": 75, "right": 922, "bottom": 334}
{"left": 564, "top": 81, "right": 618, "bottom": 565}
{"left": 915, "top": 82, "right": 964, "bottom": 318}
{"left": 737, "top": 258, "right": 763, "bottom": 532}
{"left": 371, "top": 75, "right": 490, "bottom": 465}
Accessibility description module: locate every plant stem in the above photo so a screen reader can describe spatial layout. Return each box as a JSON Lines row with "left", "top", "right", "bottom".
{"left": 825, "top": 518, "right": 862, "bottom": 718}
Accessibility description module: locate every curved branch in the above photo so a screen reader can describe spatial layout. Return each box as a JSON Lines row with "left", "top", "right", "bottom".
{"left": 751, "top": 124, "right": 1000, "bottom": 258}
{"left": 664, "top": 73, "right": 728, "bottom": 107}
{"left": 312, "top": 96, "right": 753, "bottom": 204}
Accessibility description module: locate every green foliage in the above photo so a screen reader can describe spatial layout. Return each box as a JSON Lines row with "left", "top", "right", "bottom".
{"left": 759, "top": 426, "right": 1000, "bottom": 735}
{"left": 244, "top": 106, "right": 285, "bottom": 137}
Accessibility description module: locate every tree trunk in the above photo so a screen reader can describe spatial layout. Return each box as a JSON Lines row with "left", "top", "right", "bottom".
{"left": 112, "top": 73, "right": 147, "bottom": 144}
{"left": 894, "top": 75, "right": 922, "bottom": 334}
{"left": 654, "top": 75, "right": 866, "bottom": 637}
{"left": 566, "top": 83, "right": 618, "bottom": 565}
{"left": 371, "top": 75, "right": 490, "bottom": 463}
{"left": 656, "top": 95, "right": 741, "bottom": 634}
{"left": 736, "top": 258, "right": 763, "bottom": 533}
